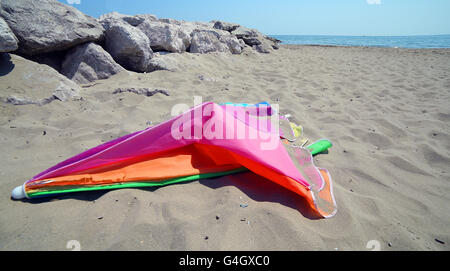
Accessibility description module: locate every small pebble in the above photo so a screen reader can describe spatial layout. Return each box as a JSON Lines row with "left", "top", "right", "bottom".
{"left": 43, "top": 131, "right": 47, "bottom": 135}
{"left": 216, "top": 215, "right": 220, "bottom": 220}
{"left": 435, "top": 238, "right": 445, "bottom": 245}
{"left": 97, "top": 216, "right": 103, "bottom": 220}
{"left": 204, "top": 236, "right": 209, "bottom": 240}
{"left": 388, "top": 242, "right": 392, "bottom": 247}
{"left": 240, "top": 203, "right": 248, "bottom": 208}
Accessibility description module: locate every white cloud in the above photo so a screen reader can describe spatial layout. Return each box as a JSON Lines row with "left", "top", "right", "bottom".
{"left": 67, "top": 0, "right": 81, "bottom": 4}
{"left": 367, "top": 0, "right": 381, "bottom": 4}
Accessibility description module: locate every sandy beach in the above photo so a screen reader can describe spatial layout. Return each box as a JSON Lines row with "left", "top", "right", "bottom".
{"left": 0, "top": 44, "right": 449, "bottom": 250}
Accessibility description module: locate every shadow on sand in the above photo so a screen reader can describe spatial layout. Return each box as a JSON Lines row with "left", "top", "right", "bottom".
{"left": 0, "top": 53, "right": 15, "bottom": 76}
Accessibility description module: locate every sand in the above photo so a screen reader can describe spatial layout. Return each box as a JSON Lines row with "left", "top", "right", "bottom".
{"left": 0, "top": 45, "right": 449, "bottom": 250}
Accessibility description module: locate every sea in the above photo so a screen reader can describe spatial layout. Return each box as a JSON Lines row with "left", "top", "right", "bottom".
{"left": 271, "top": 35, "right": 450, "bottom": 49}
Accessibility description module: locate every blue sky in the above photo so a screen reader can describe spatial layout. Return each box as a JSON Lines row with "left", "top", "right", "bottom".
{"left": 61, "top": 0, "right": 450, "bottom": 36}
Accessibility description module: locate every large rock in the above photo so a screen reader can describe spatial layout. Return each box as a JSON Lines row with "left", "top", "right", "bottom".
{"left": 0, "top": 0, "right": 104, "bottom": 55}
{"left": 190, "top": 30, "right": 242, "bottom": 54}
{"left": 232, "top": 26, "right": 279, "bottom": 52}
{"left": 61, "top": 42, "right": 124, "bottom": 84}
{"left": 137, "top": 20, "right": 190, "bottom": 53}
{"left": 100, "top": 18, "right": 153, "bottom": 72}
{"left": 0, "top": 17, "right": 18, "bottom": 52}
{"left": 232, "top": 26, "right": 263, "bottom": 46}
{"left": 0, "top": 53, "right": 80, "bottom": 105}
{"left": 212, "top": 20, "right": 240, "bottom": 32}
{"left": 222, "top": 35, "right": 244, "bottom": 54}
{"left": 99, "top": 12, "right": 157, "bottom": 27}
{"left": 146, "top": 53, "right": 179, "bottom": 72}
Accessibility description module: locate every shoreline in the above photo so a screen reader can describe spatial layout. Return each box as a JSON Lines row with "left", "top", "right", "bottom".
{"left": 280, "top": 44, "right": 450, "bottom": 50}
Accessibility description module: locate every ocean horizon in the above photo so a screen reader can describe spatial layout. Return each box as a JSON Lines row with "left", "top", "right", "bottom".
{"left": 271, "top": 34, "right": 450, "bottom": 49}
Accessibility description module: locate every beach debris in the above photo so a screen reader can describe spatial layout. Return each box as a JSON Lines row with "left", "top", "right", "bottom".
{"left": 215, "top": 215, "right": 220, "bottom": 220}
{"left": 435, "top": 238, "right": 445, "bottom": 245}
{"left": 198, "top": 74, "right": 218, "bottom": 82}
{"left": 13, "top": 102, "right": 336, "bottom": 218}
{"left": 305, "top": 139, "right": 333, "bottom": 156}
{"left": 204, "top": 236, "right": 209, "bottom": 240}
{"left": 97, "top": 216, "right": 103, "bottom": 220}
{"left": 113, "top": 87, "right": 170, "bottom": 97}
{"left": 388, "top": 242, "right": 392, "bottom": 247}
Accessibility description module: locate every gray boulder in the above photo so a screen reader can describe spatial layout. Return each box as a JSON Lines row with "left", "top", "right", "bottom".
{"left": 232, "top": 26, "right": 263, "bottom": 46}
{"left": 190, "top": 31, "right": 242, "bottom": 54}
{"left": 190, "top": 31, "right": 228, "bottom": 54}
{"left": 137, "top": 20, "right": 190, "bottom": 53}
{"left": 0, "top": 17, "right": 18, "bottom": 52}
{"left": 212, "top": 20, "right": 240, "bottom": 32}
{"left": 129, "top": 14, "right": 158, "bottom": 26}
{"left": 146, "top": 53, "right": 179, "bottom": 72}
{"left": 0, "top": 0, "right": 104, "bottom": 55}
{"left": 232, "top": 26, "right": 279, "bottom": 52}
{"left": 100, "top": 18, "right": 153, "bottom": 72}
{"left": 61, "top": 42, "right": 124, "bottom": 84}
{"left": 253, "top": 43, "right": 272, "bottom": 54}
{"left": 222, "top": 35, "right": 243, "bottom": 54}
{"left": 99, "top": 12, "right": 157, "bottom": 27}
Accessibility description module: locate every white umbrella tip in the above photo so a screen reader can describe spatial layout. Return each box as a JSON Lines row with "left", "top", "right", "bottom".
{"left": 11, "top": 185, "right": 26, "bottom": 200}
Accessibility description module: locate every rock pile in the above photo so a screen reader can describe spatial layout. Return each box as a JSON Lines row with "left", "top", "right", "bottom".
{"left": 0, "top": 0, "right": 281, "bottom": 87}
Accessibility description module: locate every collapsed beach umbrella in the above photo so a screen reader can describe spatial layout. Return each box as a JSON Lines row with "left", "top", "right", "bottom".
{"left": 11, "top": 102, "right": 336, "bottom": 218}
